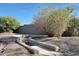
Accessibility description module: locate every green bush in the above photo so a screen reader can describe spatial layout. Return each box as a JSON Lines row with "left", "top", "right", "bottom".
{"left": 0, "top": 16, "right": 20, "bottom": 32}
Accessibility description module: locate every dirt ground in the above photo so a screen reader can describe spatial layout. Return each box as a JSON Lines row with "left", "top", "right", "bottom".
{"left": 34, "top": 37, "right": 79, "bottom": 56}
{"left": 0, "top": 33, "right": 32, "bottom": 56}
{"left": 0, "top": 33, "right": 79, "bottom": 56}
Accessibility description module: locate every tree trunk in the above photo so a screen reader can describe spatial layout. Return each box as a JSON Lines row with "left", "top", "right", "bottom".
{"left": 27, "top": 37, "right": 59, "bottom": 51}
{"left": 11, "top": 35, "right": 59, "bottom": 52}
{"left": 16, "top": 38, "right": 38, "bottom": 55}
{"left": 16, "top": 37, "right": 61, "bottom": 56}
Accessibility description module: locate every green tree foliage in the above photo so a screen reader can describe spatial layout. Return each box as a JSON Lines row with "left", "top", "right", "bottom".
{"left": 0, "top": 16, "right": 20, "bottom": 32}
{"left": 33, "top": 6, "right": 74, "bottom": 37}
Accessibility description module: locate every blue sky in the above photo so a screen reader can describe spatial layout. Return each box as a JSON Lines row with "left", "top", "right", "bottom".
{"left": 0, "top": 3, "right": 79, "bottom": 25}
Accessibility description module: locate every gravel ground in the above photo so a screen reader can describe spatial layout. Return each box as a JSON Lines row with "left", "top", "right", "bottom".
{"left": 0, "top": 42, "right": 32, "bottom": 56}
{"left": 0, "top": 32, "right": 79, "bottom": 56}
{"left": 34, "top": 37, "right": 79, "bottom": 56}
{"left": 0, "top": 36, "right": 62, "bottom": 56}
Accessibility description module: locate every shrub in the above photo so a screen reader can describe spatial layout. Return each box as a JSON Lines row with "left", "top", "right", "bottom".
{"left": 0, "top": 16, "right": 20, "bottom": 32}
{"left": 33, "top": 6, "right": 74, "bottom": 37}
{"left": 62, "top": 17, "right": 79, "bottom": 36}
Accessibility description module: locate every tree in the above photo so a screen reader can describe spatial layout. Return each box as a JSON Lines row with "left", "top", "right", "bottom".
{"left": 33, "top": 6, "right": 74, "bottom": 37}
{"left": 0, "top": 16, "right": 20, "bottom": 32}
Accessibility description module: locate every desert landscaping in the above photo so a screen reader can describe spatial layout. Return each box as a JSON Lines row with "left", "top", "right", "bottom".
{"left": 0, "top": 3, "right": 79, "bottom": 56}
